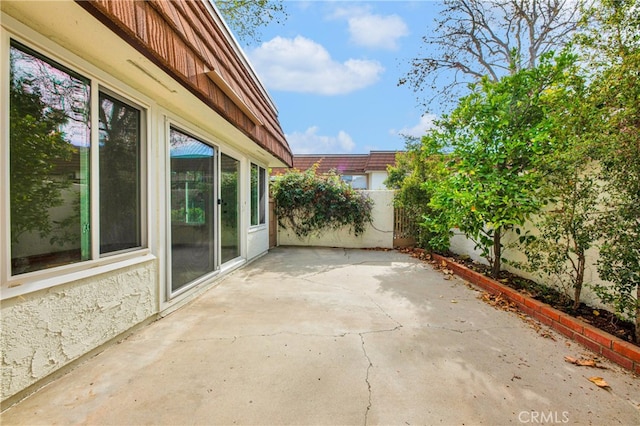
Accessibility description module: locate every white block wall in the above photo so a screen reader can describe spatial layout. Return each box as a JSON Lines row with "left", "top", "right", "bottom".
{"left": 278, "top": 190, "right": 395, "bottom": 249}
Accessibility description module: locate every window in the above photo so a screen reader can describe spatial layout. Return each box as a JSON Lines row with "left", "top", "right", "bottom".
{"left": 99, "top": 93, "right": 142, "bottom": 254}
{"left": 220, "top": 154, "right": 240, "bottom": 263}
{"left": 250, "top": 163, "right": 266, "bottom": 226}
{"left": 169, "top": 128, "right": 216, "bottom": 292}
{"left": 8, "top": 40, "right": 145, "bottom": 276}
{"left": 341, "top": 175, "right": 368, "bottom": 190}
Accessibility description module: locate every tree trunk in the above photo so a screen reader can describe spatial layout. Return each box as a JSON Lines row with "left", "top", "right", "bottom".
{"left": 573, "top": 252, "right": 585, "bottom": 311}
{"left": 492, "top": 230, "right": 501, "bottom": 279}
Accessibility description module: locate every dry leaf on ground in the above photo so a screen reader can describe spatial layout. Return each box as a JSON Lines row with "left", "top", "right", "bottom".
{"left": 564, "top": 356, "right": 607, "bottom": 369}
{"left": 588, "top": 376, "right": 611, "bottom": 389}
{"left": 479, "top": 292, "right": 555, "bottom": 340}
{"left": 480, "top": 292, "right": 519, "bottom": 313}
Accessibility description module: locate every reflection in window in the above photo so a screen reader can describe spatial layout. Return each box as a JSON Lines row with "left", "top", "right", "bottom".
{"left": 9, "top": 41, "right": 91, "bottom": 274}
{"left": 170, "top": 128, "right": 216, "bottom": 292}
{"left": 341, "top": 175, "right": 367, "bottom": 190}
{"left": 221, "top": 154, "right": 240, "bottom": 263}
{"left": 250, "top": 163, "right": 266, "bottom": 226}
{"left": 99, "top": 93, "right": 142, "bottom": 254}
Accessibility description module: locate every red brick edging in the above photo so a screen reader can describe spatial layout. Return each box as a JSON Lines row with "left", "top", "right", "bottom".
{"left": 431, "top": 253, "right": 640, "bottom": 375}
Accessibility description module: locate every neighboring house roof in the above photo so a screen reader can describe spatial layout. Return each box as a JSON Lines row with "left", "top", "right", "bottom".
{"left": 293, "top": 154, "right": 370, "bottom": 175}
{"left": 78, "top": 0, "right": 292, "bottom": 167}
{"left": 365, "top": 151, "right": 399, "bottom": 172}
{"left": 272, "top": 151, "right": 400, "bottom": 175}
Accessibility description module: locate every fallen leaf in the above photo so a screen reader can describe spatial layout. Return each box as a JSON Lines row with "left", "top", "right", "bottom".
{"left": 588, "top": 376, "right": 610, "bottom": 389}
{"left": 441, "top": 260, "right": 447, "bottom": 267}
{"left": 451, "top": 299, "right": 458, "bottom": 303}
{"left": 564, "top": 356, "right": 606, "bottom": 369}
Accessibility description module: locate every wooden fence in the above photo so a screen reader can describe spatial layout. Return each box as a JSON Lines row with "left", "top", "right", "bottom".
{"left": 393, "top": 207, "right": 416, "bottom": 248}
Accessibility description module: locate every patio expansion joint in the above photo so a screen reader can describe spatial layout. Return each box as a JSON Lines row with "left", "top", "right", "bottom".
{"left": 425, "top": 324, "right": 524, "bottom": 334}
{"left": 174, "top": 327, "right": 405, "bottom": 344}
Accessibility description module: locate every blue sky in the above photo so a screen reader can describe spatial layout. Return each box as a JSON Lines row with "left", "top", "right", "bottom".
{"left": 240, "top": 1, "right": 445, "bottom": 154}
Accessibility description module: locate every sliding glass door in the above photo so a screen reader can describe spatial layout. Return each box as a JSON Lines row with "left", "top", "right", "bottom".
{"left": 169, "top": 128, "right": 216, "bottom": 293}
{"left": 220, "top": 154, "right": 240, "bottom": 263}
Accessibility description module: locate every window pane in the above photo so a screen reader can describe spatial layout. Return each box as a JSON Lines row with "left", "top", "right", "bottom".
{"left": 170, "top": 128, "right": 216, "bottom": 292}
{"left": 10, "top": 42, "right": 91, "bottom": 275}
{"left": 258, "top": 166, "right": 266, "bottom": 225}
{"left": 99, "top": 93, "right": 142, "bottom": 254}
{"left": 221, "top": 154, "right": 240, "bottom": 263}
{"left": 250, "top": 164, "right": 258, "bottom": 226}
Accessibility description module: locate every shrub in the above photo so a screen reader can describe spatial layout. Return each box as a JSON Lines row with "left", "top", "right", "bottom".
{"left": 271, "top": 165, "right": 374, "bottom": 238}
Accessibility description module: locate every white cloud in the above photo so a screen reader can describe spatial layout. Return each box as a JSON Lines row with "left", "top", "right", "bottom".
{"left": 248, "top": 36, "right": 384, "bottom": 95}
{"left": 330, "top": 6, "right": 409, "bottom": 50}
{"left": 393, "top": 114, "right": 439, "bottom": 138}
{"left": 286, "top": 127, "right": 355, "bottom": 154}
{"left": 348, "top": 13, "right": 409, "bottom": 50}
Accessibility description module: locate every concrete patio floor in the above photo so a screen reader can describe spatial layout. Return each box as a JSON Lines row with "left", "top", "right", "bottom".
{"left": 2, "top": 247, "right": 639, "bottom": 425}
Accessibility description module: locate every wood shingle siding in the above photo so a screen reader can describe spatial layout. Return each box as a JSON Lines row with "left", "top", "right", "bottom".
{"left": 77, "top": 0, "right": 292, "bottom": 166}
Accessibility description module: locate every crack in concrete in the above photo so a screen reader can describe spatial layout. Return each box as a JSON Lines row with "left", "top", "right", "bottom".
{"left": 359, "top": 333, "right": 373, "bottom": 426}
{"left": 366, "top": 296, "right": 403, "bottom": 330}
{"left": 356, "top": 325, "right": 403, "bottom": 426}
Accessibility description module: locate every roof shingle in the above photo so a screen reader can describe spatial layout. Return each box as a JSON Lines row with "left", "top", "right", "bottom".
{"left": 272, "top": 151, "right": 399, "bottom": 175}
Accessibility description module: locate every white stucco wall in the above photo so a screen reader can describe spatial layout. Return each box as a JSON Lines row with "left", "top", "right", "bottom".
{"left": 1, "top": 260, "right": 157, "bottom": 401}
{"left": 278, "top": 190, "right": 395, "bottom": 249}
{"left": 247, "top": 226, "right": 269, "bottom": 260}
{"left": 449, "top": 228, "right": 610, "bottom": 310}
{"left": 369, "top": 171, "right": 389, "bottom": 190}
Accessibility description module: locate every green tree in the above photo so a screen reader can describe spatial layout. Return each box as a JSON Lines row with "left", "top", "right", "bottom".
{"left": 427, "top": 52, "right": 580, "bottom": 278}
{"left": 215, "top": 0, "right": 287, "bottom": 44}
{"left": 271, "top": 165, "right": 373, "bottom": 238}
{"left": 515, "top": 60, "right": 603, "bottom": 310}
{"left": 385, "top": 135, "right": 451, "bottom": 251}
{"left": 519, "top": 156, "right": 603, "bottom": 311}
{"left": 580, "top": 0, "right": 640, "bottom": 340}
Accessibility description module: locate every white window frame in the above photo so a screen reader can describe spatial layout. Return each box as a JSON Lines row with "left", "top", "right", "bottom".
{"left": 164, "top": 118, "right": 220, "bottom": 300}
{"left": 1, "top": 20, "right": 152, "bottom": 300}
{"left": 250, "top": 162, "right": 267, "bottom": 227}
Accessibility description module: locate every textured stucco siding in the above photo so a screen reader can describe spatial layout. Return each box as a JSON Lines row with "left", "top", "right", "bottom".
{"left": 279, "top": 191, "right": 395, "bottom": 249}
{"left": 1, "top": 261, "right": 157, "bottom": 401}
